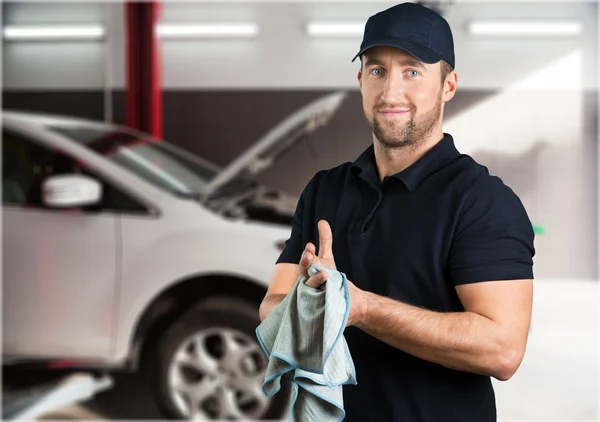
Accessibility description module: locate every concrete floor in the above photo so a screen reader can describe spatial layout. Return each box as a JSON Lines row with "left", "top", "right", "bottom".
{"left": 18, "top": 280, "right": 600, "bottom": 421}
{"left": 36, "top": 372, "right": 163, "bottom": 420}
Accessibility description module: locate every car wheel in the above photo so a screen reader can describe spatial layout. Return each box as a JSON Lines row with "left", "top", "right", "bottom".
{"left": 147, "top": 297, "right": 290, "bottom": 420}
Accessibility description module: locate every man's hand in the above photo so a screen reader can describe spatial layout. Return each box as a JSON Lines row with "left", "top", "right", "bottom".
{"left": 298, "top": 220, "right": 367, "bottom": 326}
{"left": 301, "top": 220, "right": 336, "bottom": 289}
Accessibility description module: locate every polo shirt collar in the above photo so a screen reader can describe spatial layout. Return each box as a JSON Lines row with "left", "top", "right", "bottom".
{"left": 350, "top": 134, "right": 460, "bottom": 191}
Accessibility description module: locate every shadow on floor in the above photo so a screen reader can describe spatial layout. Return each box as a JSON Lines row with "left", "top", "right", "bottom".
{"left": 82, "top": 372, "right": 164, "bottom": 419}
{"left": 2, "top": 366, "right": 163, "bottom": 420}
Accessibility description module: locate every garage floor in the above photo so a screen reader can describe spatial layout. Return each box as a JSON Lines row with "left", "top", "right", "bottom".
{"left": 4, "top": 280, "right": 598, "bottom": 421}
{"left": 35, "top": 373, "right": 162, "bottom": 420}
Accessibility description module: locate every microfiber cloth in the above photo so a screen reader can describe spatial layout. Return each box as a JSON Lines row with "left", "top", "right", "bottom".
{"left": 255, "top": 263, "right": 357, "bottom": 422}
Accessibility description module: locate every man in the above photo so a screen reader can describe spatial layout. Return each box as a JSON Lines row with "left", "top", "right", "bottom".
{"left": 259, "top": 3, "right": 535, "bottom": 421}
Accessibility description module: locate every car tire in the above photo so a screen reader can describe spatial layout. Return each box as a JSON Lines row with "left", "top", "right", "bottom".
{"left": 146, "top": 296, "right": 290, "bottom": 420}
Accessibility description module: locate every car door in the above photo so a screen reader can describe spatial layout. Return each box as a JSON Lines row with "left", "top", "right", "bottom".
{"left": 2, "top": 129, "right": 120, "bottom": 360}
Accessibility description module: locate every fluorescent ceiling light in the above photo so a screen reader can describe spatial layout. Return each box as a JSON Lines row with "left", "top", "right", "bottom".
{"left": 306, "top": 22, "right": 364, "bottom": 37}
{"left": 157, "top": 23, "right": 259, "bottom": 38}
{"left": 468, "top": 20, "right": 582, "bottom": 36}
{"left": 3, "top": 25, "right": 105, "bottom": 40}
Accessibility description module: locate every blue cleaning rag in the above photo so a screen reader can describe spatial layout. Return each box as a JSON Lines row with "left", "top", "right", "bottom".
{"left": 255, "top": 263, "right": 357, "bottom": 422}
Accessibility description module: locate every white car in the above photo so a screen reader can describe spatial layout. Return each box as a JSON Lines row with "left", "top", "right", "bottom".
{"left": 2, "top": 92, "right": 347, "bottom": 420}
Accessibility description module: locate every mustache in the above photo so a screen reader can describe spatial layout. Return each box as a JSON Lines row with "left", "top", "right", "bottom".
{"left": 374, "top": 103, "right": 415, "bottom": 112}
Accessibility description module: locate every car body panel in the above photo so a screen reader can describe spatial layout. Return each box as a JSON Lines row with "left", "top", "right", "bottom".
{"left": 3, "top": 206, "right": 118, "bottom": 359}
{"left": 112, "top": 199, "right": 291, "bottom": 361}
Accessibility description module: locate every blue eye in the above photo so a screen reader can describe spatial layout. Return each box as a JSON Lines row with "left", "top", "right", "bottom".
{"left": 370, "top": 68, "right": 383, "bottom": 76}
{"left": 408, "top": 70, "right": 420, "bottom": 77}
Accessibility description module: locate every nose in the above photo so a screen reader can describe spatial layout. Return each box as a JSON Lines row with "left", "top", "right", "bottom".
{"left": 380, "top": 68, "right": 407, "bottom": 105}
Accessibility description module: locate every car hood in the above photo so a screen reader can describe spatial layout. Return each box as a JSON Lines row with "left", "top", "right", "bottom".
{"left": 201, "top": 91, "right": 347, "bottom": 198}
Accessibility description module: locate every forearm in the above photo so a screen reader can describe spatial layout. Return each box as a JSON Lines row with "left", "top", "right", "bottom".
{"left": 356, "top": 291, "right": 515, "bottom": 380}
{"left": 258, "top": 294, "right": 287, "bottom": 321}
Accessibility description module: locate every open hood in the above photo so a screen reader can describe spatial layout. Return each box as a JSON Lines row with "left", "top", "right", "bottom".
{"left": 201, "top": 91, "right": 348, "bottom": 198}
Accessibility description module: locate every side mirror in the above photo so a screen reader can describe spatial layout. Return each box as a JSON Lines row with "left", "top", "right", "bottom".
{"left": 42, "top": 174, "right": 102, "bottom": 208}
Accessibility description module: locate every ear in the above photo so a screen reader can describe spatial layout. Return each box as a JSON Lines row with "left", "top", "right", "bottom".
{"left": 357, "top": 69, "right": 363, "bottom": 89}
{"left": 443, "top": 70, "right": 458, "bottom": 102}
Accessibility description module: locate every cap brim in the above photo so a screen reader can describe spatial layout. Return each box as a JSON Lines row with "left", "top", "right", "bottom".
{"left": 352, "top": 37, "right": 443, "bottom": 64}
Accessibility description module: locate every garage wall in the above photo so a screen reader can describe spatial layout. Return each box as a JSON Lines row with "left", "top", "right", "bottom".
{"left": 2, "top": 1, "right": 598, "bottom": 280}
{"left": 2, "top": 2, "right": 108, "bottom": 89}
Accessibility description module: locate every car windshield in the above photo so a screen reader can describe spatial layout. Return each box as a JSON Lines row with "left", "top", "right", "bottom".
{"left": 47, "top": 125, "right": 220, "bottom": 198}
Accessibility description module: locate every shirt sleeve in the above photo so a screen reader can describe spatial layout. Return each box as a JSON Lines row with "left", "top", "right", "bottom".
{"left": 275, "top": 172, "right": 319, "bottom": 265}
{"left": 449, "top": 175, "right": 535, "bottom": 286}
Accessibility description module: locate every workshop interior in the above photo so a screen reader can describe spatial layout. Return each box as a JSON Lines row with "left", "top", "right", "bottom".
{"left": 1, "top": 0, "right": 599, "bottom": 421}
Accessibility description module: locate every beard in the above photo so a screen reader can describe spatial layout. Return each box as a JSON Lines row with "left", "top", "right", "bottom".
{"left": 368, "top": 92, "right": 443, "bottom": 151}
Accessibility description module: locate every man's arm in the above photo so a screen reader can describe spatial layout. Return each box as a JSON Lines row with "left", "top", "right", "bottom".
{"left": 349, "top": 176, "right": 535, "bottom": 380}
{"left": 354, "top": 278, "right": 533, "bottom": 381}
{"left": 259, "top": 263, "right": 300, "bottom": 321}
{"left": 259, "top": 173, "right": 327, "bottom": 321}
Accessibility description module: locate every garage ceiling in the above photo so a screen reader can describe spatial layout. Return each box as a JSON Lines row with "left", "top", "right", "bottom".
{"left": 2, "top": 1, "right": 598, "bottom": 89}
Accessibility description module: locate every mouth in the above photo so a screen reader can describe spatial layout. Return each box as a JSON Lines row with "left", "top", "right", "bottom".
{"left": 378, "top": 109, "right": 411, "bottom": 118}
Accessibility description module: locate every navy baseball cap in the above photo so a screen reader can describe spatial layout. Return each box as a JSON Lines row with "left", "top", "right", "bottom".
{"left": 352, "top": 2, "right": 455, "bottom": 69}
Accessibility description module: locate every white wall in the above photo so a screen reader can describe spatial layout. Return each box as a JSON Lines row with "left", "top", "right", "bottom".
{"left": 2, "top": 1, "right": 598, "bottom": 90}
{"left": 444, "top": 50, "right": 596, "bottom": 278}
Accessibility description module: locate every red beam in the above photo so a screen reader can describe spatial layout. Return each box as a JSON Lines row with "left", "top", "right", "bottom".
{"left": 125, "top": 1, "right": 163, "bottom": 138}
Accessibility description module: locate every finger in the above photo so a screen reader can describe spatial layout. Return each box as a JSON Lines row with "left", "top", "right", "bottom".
{"left": 299, "top": 242, "right": 316, "bottom": 271}
{"left": 317, "top": 220, "right": 334, "bottom": 260}
{"left": 305, "top": 270, "right": 328, "bottom": 289}
{"left": 305, "top": 272, "right": 327, "bottom": 289}
{"left": 299, "top": 252, "right": 314, "bottom": 276}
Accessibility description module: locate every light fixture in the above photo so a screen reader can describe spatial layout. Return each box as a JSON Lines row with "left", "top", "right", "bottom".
{"left": 3, "top": 25, "right": 105, "bottom": 41}
{"left": 156, "top": 23, "right": 259, "bottom": 39}
{"left": 305, "top": 22, "right": 364, "bottom": 37}
{"left": 467, "top": 20, "right": 582, "bottom": 36}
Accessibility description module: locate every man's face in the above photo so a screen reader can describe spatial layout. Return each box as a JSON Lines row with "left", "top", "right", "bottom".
{"left": 358, "top": 46, "right": 447, "bottom": 150}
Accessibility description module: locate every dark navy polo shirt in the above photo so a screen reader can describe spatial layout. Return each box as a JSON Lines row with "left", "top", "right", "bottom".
{"left": 277, "top": 133, "right": 535, "bottom": 422}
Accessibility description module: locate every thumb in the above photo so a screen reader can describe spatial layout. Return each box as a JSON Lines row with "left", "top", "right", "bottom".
{"left": 317, "top": 220, "right": 334, "bottom": 260}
